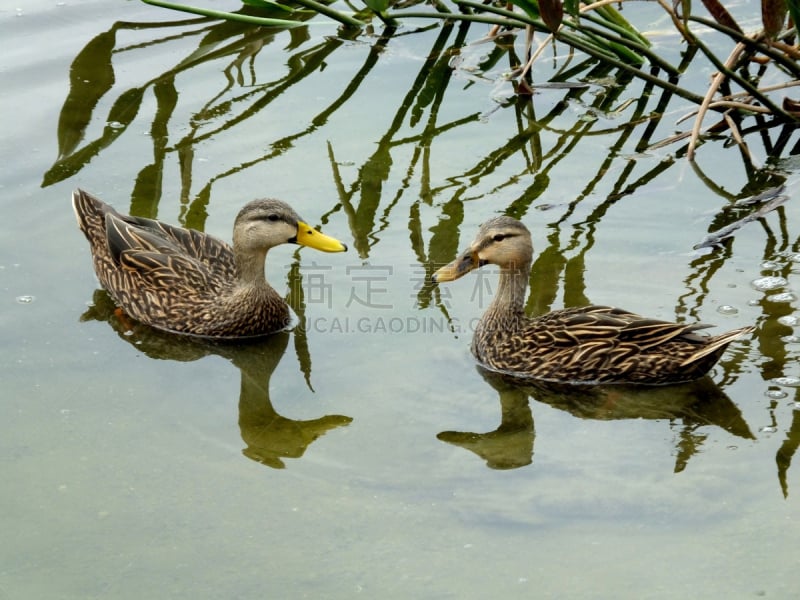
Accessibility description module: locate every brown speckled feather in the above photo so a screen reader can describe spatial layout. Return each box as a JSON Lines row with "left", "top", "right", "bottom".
{"left": 72, "top": 189, "right": 321, "bottom": 338}
{"left": 474, "top": 305, "right": 752, "bottom": 384}
{"left": 434, "top": 216, "right": 754, "bottom": 385}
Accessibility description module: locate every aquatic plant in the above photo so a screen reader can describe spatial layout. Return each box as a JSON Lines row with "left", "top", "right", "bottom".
{"left": 142, "top": 0, "right": 799, "bottom": 160}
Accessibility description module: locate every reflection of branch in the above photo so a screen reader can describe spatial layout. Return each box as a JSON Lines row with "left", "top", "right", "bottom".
{"left": 694, "top": 192, "right": 789, "bottom": 250}
{"left": 334, "top": 23, "right": 462, "bottom": 257}
{"left": 777, "top": 409, "right": 800, "bottom": 498}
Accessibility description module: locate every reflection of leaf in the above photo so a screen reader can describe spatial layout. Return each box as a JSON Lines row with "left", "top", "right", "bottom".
{"left": 42, "top": 129, "right": 122, "bottom": 187}
{"left": 411, "top": 57, "right": 448, "bottom": 127}
{"left": 108, "top": 87, "right": 146, "bottom": 130}
{"left": 776, "top": 410, "right": 800, "bottom": 498}
{"left": 43, "top": 87, "right": 145, "bottom": 188}
{"left": 57, "top": 30, "right": 116, "bottom": 158}
{"left": 285, "top": 260, "right": 314, "bottom": 391}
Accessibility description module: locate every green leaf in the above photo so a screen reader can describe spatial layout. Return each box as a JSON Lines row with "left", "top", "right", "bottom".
{"left": 564, "top": 0, "right": 579, "bottom": 19}
{"left": 141, "top": 0, "right": 302, "bottom": 27}
{"left": 789, "top": 0, "right": 800, "bottom": 41}
{"left": 593, "top": 4, "right": 651, "bottom": 47}
{"left": 363, "top": 0, "right": 391, "bottom": 14}
{"left": 507, "top": 0, "right": 540, "bottom": 21}
{"left": 241, "top": 0, "right": 294, "bottom": 13}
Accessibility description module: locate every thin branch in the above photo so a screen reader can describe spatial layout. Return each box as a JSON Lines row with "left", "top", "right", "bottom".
{"left": 688, "top": 16, "right": 800, "bottom": 76}
{"left": 707, "top": 101, "right": 772, "bottom": 114}
{"left": 723, "top": 111, "right": 755, "bottom": 166}
{"left": 688, "top": 33, "right": 789, "bottom": 118}
{"left": 688, "top": 42, "right": 745, "bottom": 160}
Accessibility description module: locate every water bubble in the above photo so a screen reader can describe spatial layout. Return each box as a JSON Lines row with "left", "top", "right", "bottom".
{"left": 786, "top": 252, "right": 800, "bottom": 263}
{"left": 766, "top": 292, "right": 797, "bottom": 303}
{"left": 765, "top": 389, "right": 788, "bottom": 399}
{"left": 16, "top": 295, "right": 35, "bottom": 304}
{"left": 716, "top": 305, "right": 739, "bottom": 316}
{"left": 107, "top": 121, "right": 124, "bottom": 130}
{"left": 778, "top": 315, "right": 799, "bottom": 327}
{"left": 759, "top": 426, "right": 778, "bottom": 433}
{"left": 750, "top": 276, "right": 787, "bottom": 292}
{"left": 761, "top": 260, "right": 779, "bottom": 270}
{"left": 772, "top": 376, "right": 800, "bottom": 388}
{"left": 726, "top": 445, "right": 738, "bottom": 450}
{"left": 747, "top": 299, "right": 760, "bottom": 306}
{"left": 781, "top": 335, "right": 800, "bottom": 344}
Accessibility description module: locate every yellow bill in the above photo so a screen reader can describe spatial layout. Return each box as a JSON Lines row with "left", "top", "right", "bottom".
{"left": 432, "top": 248, "right": 481, "bottom": 283}
{"left": 294, "top": 221, "right": 348, "bottom": 253}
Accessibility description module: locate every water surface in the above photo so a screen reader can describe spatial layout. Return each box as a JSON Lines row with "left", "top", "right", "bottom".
{"left": 1, "top": 2, "right": 798, "bottom": 598}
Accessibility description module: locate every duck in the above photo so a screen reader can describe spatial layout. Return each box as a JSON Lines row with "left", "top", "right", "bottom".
{"left": 432, "top": 216, "right": 754, "bottom": 384}
{"left": 72, "top": 188, "right": 347, "bottom": 339}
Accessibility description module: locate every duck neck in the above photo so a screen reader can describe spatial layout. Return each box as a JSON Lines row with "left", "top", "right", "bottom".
{"left": 482, "top": 262, "right": 530, "bottom": 329}
{"left": 234, "top": 247, "right": 270, "bottom": 289}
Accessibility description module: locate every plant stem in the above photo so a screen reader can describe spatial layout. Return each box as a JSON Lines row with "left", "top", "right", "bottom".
{"left": 289, "top": 0, "right": 364, "bottom": 27}
{"left": 688, "top": 32, "right": 791, "bottom": 120}
{"left": 141, "top": 0, "right": 301, "bottom": 27}
{"left": 688, "top": 16, "right": 800, "bottom": 77}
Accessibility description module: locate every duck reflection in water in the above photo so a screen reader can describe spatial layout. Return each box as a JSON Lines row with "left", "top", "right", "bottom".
{"left": 81, "top": 290, "right": 352, "bottom": 469}
{"left": 438, "top": 365, "right": 754, "bottom": 471}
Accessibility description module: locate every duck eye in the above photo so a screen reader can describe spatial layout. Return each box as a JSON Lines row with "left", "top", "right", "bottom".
{"left": 493, "top": 234, "right": 506, "bottom": 242}
{"left": 266, "top": 214, "right": 280, "bottom": 222}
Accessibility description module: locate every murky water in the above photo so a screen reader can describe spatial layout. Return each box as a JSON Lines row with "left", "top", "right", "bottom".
{"left": 1, "top": 2, "right": 798, "bottom": 598}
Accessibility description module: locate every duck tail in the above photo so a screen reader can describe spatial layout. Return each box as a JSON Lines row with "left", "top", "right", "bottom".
{"left": 72, "top": 189, "right": 114, "bottom": 232}
{"left": 679, "top": 325, "right": 754, "bottom": 367}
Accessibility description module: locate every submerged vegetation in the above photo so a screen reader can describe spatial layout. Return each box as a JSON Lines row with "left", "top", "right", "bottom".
{"left": 142, "top": 0, "right": 800, "bottom": 160}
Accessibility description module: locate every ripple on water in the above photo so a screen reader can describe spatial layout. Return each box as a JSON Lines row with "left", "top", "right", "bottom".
{"left": 767, "top": 292, "right": 798, "bottom": 303}
{"left": 772, "top": 376, "right": 800, "bottom": 388}
{"left": 784, "top": 252, "right": 800, "bottom": 263}
{"left": 750, "top": 276, "right": 788, "bottom": 292}
{"left": 778, "top": 315, "right": 799, "bottom": 327}
{"left": 761, "top": 260, "right": 780, "bottom": 271}
{"left": 716, "top": 304, "right": 739, "bottom": 316}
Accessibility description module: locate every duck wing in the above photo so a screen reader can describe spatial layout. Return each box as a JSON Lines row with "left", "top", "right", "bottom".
{"left": 104, "top": 211, "right": 235, "bottom": 294}
{"left": 508, "top": 306, "right": 740, "bottom": 383}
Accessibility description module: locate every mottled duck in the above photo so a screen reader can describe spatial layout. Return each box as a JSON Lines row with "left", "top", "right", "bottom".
{"left": 73, "top": 189, "right": 347, "bottom": 339}
{"left": 432, "top": 216, "right": 753, "bottom": 384}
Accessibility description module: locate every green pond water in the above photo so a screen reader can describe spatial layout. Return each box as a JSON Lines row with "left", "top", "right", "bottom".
{"left": 1, "top": 1, "right": 799, "bottom": 598}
